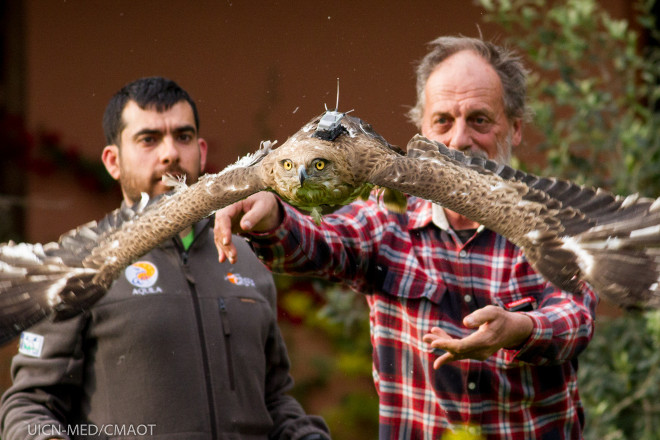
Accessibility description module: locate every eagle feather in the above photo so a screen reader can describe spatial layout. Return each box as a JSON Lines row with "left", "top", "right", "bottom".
{"left": 1, "top": 110, "right": 660, "bottom": 345}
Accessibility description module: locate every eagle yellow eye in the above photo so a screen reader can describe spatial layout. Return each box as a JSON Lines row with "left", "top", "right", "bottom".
{"left": 282, "top": 160, "right": 293, "bottom": 170}
{"left": 314, "top": 160, "right": 326, "bottom": 171}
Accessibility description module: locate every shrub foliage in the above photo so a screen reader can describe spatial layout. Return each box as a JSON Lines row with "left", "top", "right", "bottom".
{"left": 477, "top": 0, "right": 660, "bottom": 438}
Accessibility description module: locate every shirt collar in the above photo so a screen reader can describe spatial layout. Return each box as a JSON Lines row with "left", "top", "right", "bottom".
{"left": 431, "top": 203, "right": 450, "bottom": 230}
{"left": 407, "top": 197, "right": 484, "bottom": 234}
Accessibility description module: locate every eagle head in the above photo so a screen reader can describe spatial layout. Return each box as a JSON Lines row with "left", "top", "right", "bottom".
{"left": 260, "top": 110, "right": 379, "bottom": 223}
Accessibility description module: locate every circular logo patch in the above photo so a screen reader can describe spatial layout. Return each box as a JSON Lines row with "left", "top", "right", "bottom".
{"left": 125, "top": 261, "right": 159, "bottom": 288}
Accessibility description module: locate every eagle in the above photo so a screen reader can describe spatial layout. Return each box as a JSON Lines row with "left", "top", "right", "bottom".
{"left": 1, "top": 109, "right": 659, "bottom": 345}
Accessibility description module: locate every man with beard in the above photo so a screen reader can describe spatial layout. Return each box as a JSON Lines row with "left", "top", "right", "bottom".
{"left": 0, "top": 77, "right": 331, "bottom": 440}
{"left": 212, "top": 37, "right": 597, "bottom": 439}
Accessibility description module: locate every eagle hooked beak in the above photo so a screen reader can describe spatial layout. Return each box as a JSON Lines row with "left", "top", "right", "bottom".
{"left": 298, "top": 166, "right": 309, "bottom": 186}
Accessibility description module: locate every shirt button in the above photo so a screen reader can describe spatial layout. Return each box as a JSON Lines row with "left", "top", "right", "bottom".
{"left": 459, "top": 250, "right": 467, "bottom": 258}
{"left": 464, "top": 294, "right": 472, "bottom": 303}
{"left": 468, "top": 382, "right": 476, "bottom": 390}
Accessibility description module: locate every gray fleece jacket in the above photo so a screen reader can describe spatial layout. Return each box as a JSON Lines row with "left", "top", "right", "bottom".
{"left": 0, "top": 218, "right": 330, "bottom": 440}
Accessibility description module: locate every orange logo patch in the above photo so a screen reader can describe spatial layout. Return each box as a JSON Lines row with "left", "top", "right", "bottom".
{"left": 225, "top": 272, "right": 256, "bottom": 287}
{"left": 125, "top": 261, "right": 159, "bottom": 288}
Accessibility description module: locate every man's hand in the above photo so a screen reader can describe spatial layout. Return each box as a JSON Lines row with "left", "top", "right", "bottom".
{"left": 422, "top": 305, "right": 533, "bottom": 369}
{"left": 214, "top": 192, "right": 282, "bottom": 264}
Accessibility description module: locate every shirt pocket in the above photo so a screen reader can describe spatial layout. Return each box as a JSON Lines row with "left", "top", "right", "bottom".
{"left": 370, "top": 262, "right": 447, "bottom": 305}
{"left": 490, "top": 283, "right": 542, "bottom": 312}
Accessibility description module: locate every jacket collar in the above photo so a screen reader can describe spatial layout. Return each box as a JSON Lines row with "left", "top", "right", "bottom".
{"left": 165, "top": 218, "right": 213, "bottom": 250}
{"left": 116, "top": 200, "right": 212, "bottom": 250}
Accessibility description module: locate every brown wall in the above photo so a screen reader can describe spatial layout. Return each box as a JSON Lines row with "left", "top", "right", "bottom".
{"left": 2, "top": 0, "right": 631, "bottom": 416}
{"left": 23, "top": 0, "right": 634, "bottom": 243}
{"left": 24, "top": 0, "right": 507, "bottom": 242}
{"left": 12, "top": 0, "right": 513, "bottom": 414}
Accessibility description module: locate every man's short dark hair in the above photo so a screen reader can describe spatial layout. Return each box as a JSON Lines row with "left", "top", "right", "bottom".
{"left": 102, "top": 76, "right": 200, "bottom": 146}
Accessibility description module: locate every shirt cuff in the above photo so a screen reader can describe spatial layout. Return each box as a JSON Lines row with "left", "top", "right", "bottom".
{"left": 502, "top": 311, "right": 553, "bottom": 364}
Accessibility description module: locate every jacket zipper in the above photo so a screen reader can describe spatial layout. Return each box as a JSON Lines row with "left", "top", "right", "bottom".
{"left": 218, "top": 298, "right": 236, "bottom": 390}
{"left": 178, "top": 238, "right": 218, "bottom": 440}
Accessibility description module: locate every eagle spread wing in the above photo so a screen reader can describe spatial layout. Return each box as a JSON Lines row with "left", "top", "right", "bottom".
{"left": 2, "top": 107, "right": 660, "bottom": 344}
{"left": 0, "top": 142, "right": 274, "bottom": 345}
{"left": 369, "top": 135, "right": 660, "bottom": 309}
{"left": 262, "top": 110, "right": 660, "bottom": 310}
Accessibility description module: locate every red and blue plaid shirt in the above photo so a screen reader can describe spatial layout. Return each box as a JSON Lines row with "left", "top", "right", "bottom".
{"left": 248, "top": 196, "right": 597, "bottom": 439}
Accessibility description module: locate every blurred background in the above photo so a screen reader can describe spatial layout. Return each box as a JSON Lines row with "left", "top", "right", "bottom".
{"left": 1, "top": 1, "right": 659, "bottom": 439}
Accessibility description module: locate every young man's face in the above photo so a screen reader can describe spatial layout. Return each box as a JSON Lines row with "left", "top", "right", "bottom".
{"left": 103, "top": 100, "right": 207, "bottom": 205}
{"left": 420, "top": 50, "right": 522, "bottom": 163}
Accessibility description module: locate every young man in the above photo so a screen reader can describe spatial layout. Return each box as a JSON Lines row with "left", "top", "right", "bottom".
{"left": 213, "top": 37, "right": 597, "bottom": 439}
{"left": 0, "top": 77, "right": 330, "bottom": 440}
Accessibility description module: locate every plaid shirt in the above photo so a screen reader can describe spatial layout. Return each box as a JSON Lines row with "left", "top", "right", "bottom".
{"left": 248, "top": 196, "right": 597, "bottom": 440}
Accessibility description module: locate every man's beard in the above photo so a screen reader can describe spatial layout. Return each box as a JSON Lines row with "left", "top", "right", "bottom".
{"left": 494, "top": 130, "right": 513, "bottom": 164}
{"left": 462, "top": 131, "right": 513, "bottom": 165}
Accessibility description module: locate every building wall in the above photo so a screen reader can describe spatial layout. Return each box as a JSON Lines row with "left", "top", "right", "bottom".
{"left": 22, "top": 0, "right": 505, "bottom": 241}
{"left": 23, "top": 0, "right": 633, "bottom": 242}
{"left": 1, "top": 0, "right": 632, "bottom": 415}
